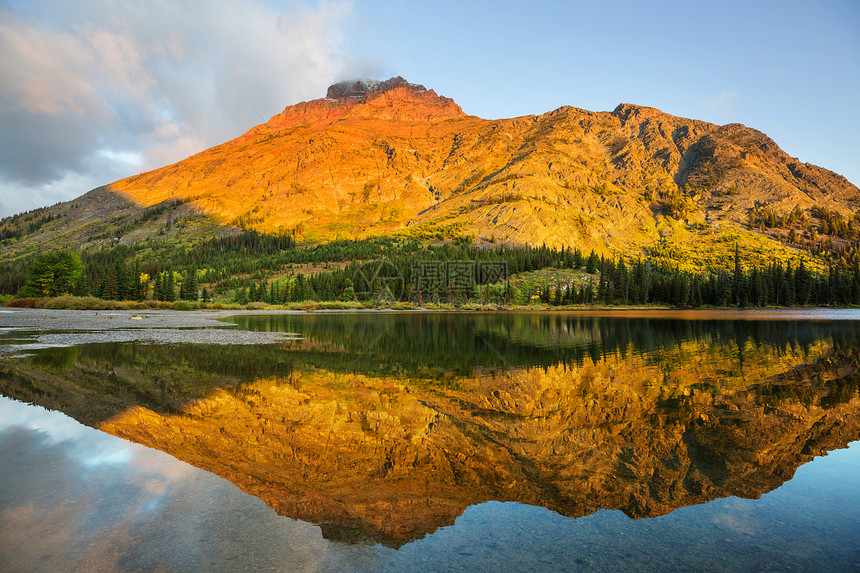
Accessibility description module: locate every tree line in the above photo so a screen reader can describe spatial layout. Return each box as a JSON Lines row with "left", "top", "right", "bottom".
{"left": 4, "top": 231, "right": 860, "bottom": 307}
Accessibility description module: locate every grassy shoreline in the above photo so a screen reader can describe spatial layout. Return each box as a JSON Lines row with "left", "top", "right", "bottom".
{"left": 2, "top": 294, "right": 857, "bottom": 313}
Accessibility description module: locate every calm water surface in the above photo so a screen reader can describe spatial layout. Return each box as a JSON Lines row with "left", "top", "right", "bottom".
{"left": 1, "top": 310, "right": 859, "bottom": 572}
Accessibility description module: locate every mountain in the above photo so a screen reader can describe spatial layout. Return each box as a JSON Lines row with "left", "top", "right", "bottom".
{"left": 2, "top": 76, "right": 858, "bottom": 269}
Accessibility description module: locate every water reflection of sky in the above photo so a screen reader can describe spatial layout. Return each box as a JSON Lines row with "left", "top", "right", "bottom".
{"left": 0, "top": 396, "right": 131, "bottom": 467}
{"left": 0, "top": 395, "right": 334, "bottom": 572}
{"left": 2, "top": 395, "right": 859, "bottom": 572}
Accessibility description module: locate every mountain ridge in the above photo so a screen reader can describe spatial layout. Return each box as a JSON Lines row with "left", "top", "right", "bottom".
{"left": 2, "top": 77, "right": 858, "bottom": 271}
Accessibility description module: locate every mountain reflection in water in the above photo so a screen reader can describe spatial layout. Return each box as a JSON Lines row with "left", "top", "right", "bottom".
{"left": 0, "top": 312, "right": 858, "bottom": 547}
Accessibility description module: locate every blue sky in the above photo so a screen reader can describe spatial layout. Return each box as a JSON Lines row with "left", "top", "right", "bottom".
{"left": 1, "top": 0, "right": 858, "bottom": 217}
{"left": 350, "top": 0, "right": 860, "bottom": 181}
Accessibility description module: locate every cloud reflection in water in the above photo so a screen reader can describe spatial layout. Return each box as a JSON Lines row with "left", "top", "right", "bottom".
{"left": 0, "top": 396, "right": 337, "bottom": 572}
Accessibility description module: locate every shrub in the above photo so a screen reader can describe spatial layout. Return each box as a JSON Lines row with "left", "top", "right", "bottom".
{"left": 37, "top": 295, "right": 102, "bottom": 309}
{"left": 6, "top": 298, "right": 43, "bottom": 308}
{"left": 34, "top": 296, "right": 149, "bottom": 310}
{"left": 316, "top": 300, "right": 366, "bottom": 310}
{"left": 206, "top": 302, "right": 241, "bottom": 310}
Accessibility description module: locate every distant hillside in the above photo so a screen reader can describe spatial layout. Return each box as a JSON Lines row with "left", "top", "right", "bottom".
{"left": 0, "top": 187, "right": 237, "bottom": 263}
{"left": 2, "top": 76, "right": 858, "bottom": 271}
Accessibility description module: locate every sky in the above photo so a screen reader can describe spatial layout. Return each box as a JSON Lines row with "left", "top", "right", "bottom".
{"left": 1, "top": 0, "right": 858, "bottom": 218}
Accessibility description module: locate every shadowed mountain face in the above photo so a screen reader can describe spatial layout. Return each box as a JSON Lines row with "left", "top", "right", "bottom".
{"left": 3, "top": 78, "right": 857, "bottom": 267}
{"left": 0, "top": 313, "right": 858, "bottom": 547}
{"left": 0, "top": 186, "right": 238, "bottom": 261}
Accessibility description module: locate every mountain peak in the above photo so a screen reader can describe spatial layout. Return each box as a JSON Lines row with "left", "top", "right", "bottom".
{"left": 326, "top": 76, "right": 426, "bottom": 100}
{"left": 612, "top": 103, "right": 667, "bottom": 122}
{"left": 321, "top": 76, "right": 465, "bottom": 122}
{"left": 249, "top": 76, "right": 463, "bottom": 136}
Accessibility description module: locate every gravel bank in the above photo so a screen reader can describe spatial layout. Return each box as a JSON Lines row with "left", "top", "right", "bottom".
{"left": 0, "top": 308, "right": 302, "bottom": 353}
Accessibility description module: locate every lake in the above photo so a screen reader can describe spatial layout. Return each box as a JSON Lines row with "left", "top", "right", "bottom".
{"left": 1, "top": 309, "right": 859, "bottom": 571}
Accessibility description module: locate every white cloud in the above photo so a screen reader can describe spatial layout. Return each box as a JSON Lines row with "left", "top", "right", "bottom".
{"left": 0, "top": 0, "right": 364, "bottom": 217}
{"left": 0, "top": 16, "right": 104, "bottom": 118}
{"left": 97, "top": 149, "right": 144, "bottom": 168}
{"left": 0, "top": 170, "right": 105, "bottom": 217}
{"left": 697, "top": 90, "right": 741, "bottom": 120}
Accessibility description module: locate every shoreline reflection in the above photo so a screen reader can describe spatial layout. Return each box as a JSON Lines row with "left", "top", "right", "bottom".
{"left": 1, "top": 313, "right": 858, "bottom": 548}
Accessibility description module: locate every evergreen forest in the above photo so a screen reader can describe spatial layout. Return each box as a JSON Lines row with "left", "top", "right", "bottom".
{"left": 2, "top": 230, "right": 859, "bottom": 308}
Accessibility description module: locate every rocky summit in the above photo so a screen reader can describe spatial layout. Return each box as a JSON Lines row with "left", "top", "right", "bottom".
{"left": 3, "top": 77, "right": 858, "bottom": 270}
{"left": 325, "top": 76, "right": 428, "bottom": 99}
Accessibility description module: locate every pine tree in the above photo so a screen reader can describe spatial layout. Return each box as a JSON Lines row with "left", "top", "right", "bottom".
{"left": 852, "top": 261, "right": 860, "bottom": 305}
{"left": 691, "top": 277, "right": 703, "bottom": 307}
{"left": 732, "top": 244, "right": 745, "bottom": 306}
{"left": 132, "top": 261, "right": 143, "bottom": 301}
{"left": 74, "top": 273, "right": 90, "bottom": 297}
{"left": 19, "top": 251, "right": 84, "bottom": 298}
{"left": 188, "top": 270, "right": 199, "bottom": 300}
{"left": 294, "top": 274, "right": 306, "bottom": 302}
{"left": 669, "top": 274, "right": 683, "bottom": 306}
{"left": 781, "top": 263, "right": 796, "bottom": 306}
{"left": 617, "top": 259, "right": 629, "bottom": 304}
{"left": 153, "top": 273, "right": 163, "bottom": 301}
{"left": 114, "top": 259, "right": 129, "bottom": 301}
{"left": 716, "top": 271, "right": 732, "bottom": 307}
{"left": 585, "top": 251, "right": 598, "bottom": 274}
{"left": 165, "top": 270, "right": 176, "bottom": 302}
{"left": 796, "top": 260, "right": 811, "bottom": 305}
{"left": 750, "top": 267, "right": 764, "bottom": 307}
{"left": 100, "top": 268, "right": 117, "bottom": 300}
{"left": 553, "top": 282, "right": 563, "bottom": 306}
{"left": 573, "top": 248, "right": 583, "bottom": 269}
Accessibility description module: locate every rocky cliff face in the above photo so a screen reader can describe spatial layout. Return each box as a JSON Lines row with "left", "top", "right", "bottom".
{"left": 325, "top": 76, "right": 429, "bottom": 99}
{"left": 3, "top": 77, "right": 857, "bottom": 268}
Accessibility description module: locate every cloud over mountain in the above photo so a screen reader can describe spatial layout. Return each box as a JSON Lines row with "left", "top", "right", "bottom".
{"left": 0, "top": 0, "right": 358, "bottom": 217}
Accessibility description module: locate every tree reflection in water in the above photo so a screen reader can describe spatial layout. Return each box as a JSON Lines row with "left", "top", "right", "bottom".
{"left": 1, "top": 313, "right": 858, "bottom": 547}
